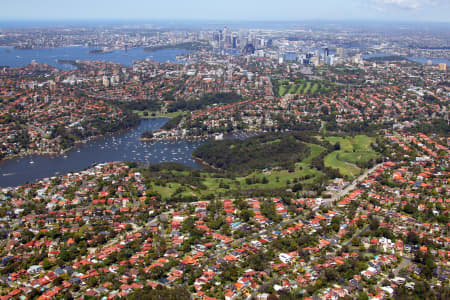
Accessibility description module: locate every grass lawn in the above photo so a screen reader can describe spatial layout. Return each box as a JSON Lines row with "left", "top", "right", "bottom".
{"left": 279, "top": 85, "right": 287, "bottom": 96}
{"left": 237, "top": 165, "right": 321, "bottom": 190}
{"left": 147, "top": 135, "right": 378, "bottom": 198}
{"left": 133, "top": 110, "right": 183, "bottom": 119}
{"left": 353, "top": 135, "right": 374, "bottom": 151}
{"left": 236, "top": 143, "right": 326, "bottom": 189}
{"left": 325, "top": 152, "right": 361, "bottom": 177}
{"left": 148, "top": 143, "right": 327, "bottom": 198}
{"left": 338, "top": 151, "right": 379, "bottom": 164}
{"left": 304, "top": 143, "right": 326, "bottom": 163}
{"left": 303, "top": 81, "right": 311, "bottom": 94}
{"left": 288, "top": 84, "right": 298, "bottom": 94}
{"left": 151, "top": 182, "right": 182, "bottom": 199}
{"left": 324, "top": 135, "right": 379, "bottom": 178}
{"left": 326, "top": 136, "right": 353, "bottom": 151}
{"left": 275, "top": 79, "right": 334, "bottom": 96}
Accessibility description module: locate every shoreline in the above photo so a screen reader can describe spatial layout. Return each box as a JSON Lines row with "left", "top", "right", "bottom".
{"left": 193, "top": 157, "right": 221, "bottom": 171}
{"left": 0, "top": 124, "right": 139, "bottom": 164}
{"left": 139, "top": 135, "right": 212, "bottom": 142}
{"left": 139, "top": 129, "right": 264, "bottom": 143}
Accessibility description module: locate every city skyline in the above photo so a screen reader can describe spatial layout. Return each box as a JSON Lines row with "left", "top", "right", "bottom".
{"left": 0, "top": 1, "right": 448, "bottom": 299}
{"left": 1, "top": 0, "right": 450, "bottom": 23}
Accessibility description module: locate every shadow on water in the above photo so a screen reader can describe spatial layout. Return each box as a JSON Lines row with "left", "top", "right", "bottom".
{"left": 0, "top": 46, "right": 190, "bottom": 70}
{"left": 0, "top": 118, "right": 205, "bottom": 188}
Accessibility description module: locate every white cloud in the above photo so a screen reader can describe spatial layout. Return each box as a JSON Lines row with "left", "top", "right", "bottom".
{"left": 370, "top": 0, "right": 441, "bottom": 10}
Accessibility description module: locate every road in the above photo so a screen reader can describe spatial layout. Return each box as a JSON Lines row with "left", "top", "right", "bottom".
{"left": 324, "top": 163, "right": 383, "bottom": 206}
{"left": 210, "top": 163, "right": 383, "bottom": 263}
{"left": 375, "top": 256, "right": 412, "bottom": 288}
{"left": 248, "top": 275, "right": 288, "bottom": 300}
{"left": 199, "top": 162, "right": 385, "bottom": 298}
{"left": 266, "top": 76, "right": 274, "bottom": 97}
{"left": 209, "top": 213, "right": 306, "bottom": 260}
{"left": 246, "top": 164, "right": 385, "bottom": 298}
{"left": 394, "top": 257, "right": 412, "bottom": 276}
{"left": 344, "top": 224, "right": 370, "bottom": 247}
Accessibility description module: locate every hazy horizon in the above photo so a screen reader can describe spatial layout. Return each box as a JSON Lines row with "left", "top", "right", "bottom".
{"left": 0, "top": 19, "right": 449, "bottom": 31}
{"left": 1, "top": 0, "right": 449, "bottom": 24}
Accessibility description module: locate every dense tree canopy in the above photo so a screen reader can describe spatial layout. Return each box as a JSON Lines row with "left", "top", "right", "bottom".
{"left": 167, "top": 92, "right": 243, "bottom": 112}
{"left": 193, "top": 132, "right": 312, "bottom": 174}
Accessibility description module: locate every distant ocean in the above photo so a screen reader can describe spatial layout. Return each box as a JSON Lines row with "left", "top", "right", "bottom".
{"left": 2, "top": 19, "right": 448, "bottom": 30}
{"left": 363, "top": 53, "right": 450, "bottom": 66}
{"left": 0, "top": 46, "right": 189, "bottom": 70}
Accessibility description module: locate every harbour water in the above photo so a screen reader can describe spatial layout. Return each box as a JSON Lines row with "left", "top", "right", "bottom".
{"left": 1, "top": 46, "right": 446, "bottom": 188}
{"left": 0, "top": 46, "right": 189, "bottom": 70}
{"left": 0, "top": 118, "right": 206, "bottom": 188}
{"left": 362, "top": 53, "right": 450, "bottom": 65}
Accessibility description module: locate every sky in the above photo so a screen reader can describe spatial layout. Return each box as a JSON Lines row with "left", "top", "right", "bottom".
{"left": 1, "top": 0, "right": 449, "bottom": 23}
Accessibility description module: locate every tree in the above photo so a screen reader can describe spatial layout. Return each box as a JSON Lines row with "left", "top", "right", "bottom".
{"left": 325, "top": 268, "right": 338, "bottom": 282}
{"left": 59, "top": 249, "right": 71, "bottom": 262}
{"left": 261, "top": 200, "right": 281, "bottom": 222}
{"left": 42, "top": 258, "right": 53, "bottom": 270}
{"left": 352, "top": 238, "right": 361, "bottom": 247}
{"left": 369, "top": 218, "right": 379, "bottom": 231}
{"left": 126, "top": 285, "right": 191, "bottom": 300}
{"left": 403, "top": 203, "right": 417, "bottom": 215}
{"left": 149, "top": 266, "right": 165, "bottom": 280}
{"left": 220, "top": 262, "right": 239, "bottom": 283}
{"left": 240, "top": 209, "right": 254, "bottom": 222}
{"left": 406, "top": 231, "right": 419, "bottom": 244}
{"left": 331, "top": 216, "right": 341, "bottom": 232}
{"left": 422, "top": 254, "right": 436, "bottom": 279}
{"left": 359, "top": 292, "right": 369, "bottom": 300}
